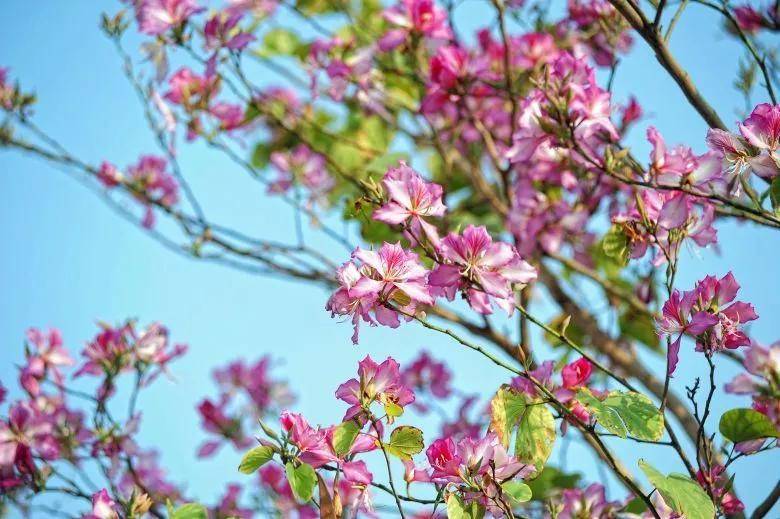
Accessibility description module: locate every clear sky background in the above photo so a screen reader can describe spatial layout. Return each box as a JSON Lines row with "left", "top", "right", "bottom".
{"left": 1, "top": 1, "right": 778, "bottom": 516}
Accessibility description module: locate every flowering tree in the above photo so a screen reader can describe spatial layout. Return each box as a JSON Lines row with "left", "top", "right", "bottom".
{"left": 2, "top": 0, "right": 780, "bottom": 518}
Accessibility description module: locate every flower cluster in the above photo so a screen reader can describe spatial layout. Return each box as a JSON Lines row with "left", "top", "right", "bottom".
{"left": 197, "top": 356, "right": 293, "bottom": 457}
{"left": 430, "top": 225, "right": 537, "bottom": 315}
{"left": 268, "top": 144, "right": 334, "bottom": 206}
{"left": 98, "top": 155, "right": 180, "bottom": 228}
{"left": 657, "top": 272, "right": 758, "bottom": 374}
{"left": 326, "top": 242, "right": 433, "bottom": 343}
{"left": 2, "top": 321, "right": 185, "bottom": 508}
{"left": 706, "top": 103, "right": 780, "bottom": 187}
{"left": 336, "top": 355, "right": 415, "bottom": 422}
{"left": 373, "top": 162, "right": 447, "bottom": 245}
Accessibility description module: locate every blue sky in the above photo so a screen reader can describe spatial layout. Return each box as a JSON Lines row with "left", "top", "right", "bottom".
{"left": 1, "top": 0, "right": 778, "bottom": 516}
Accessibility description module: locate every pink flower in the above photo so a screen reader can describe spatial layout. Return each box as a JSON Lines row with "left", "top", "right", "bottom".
{"left": 136, "top": 0, "right": 204, "bottom": 35}
{"left": 20, "top": 328, "right": 72, "bottom": 396}
{"left": 196, "top": 397, "right": 248, "bottom": 457}
{"left": 696, "top": 464, "right": 744, "bottom": 515}
{"left": 514, "top": 33, "right": 559, "bottom": 70}
{"left": 612, "top": 190, "right": 717, "bottom": 264}
{"left": 561, "top": 358, "right": 592, "bottom": 389}
{"left": 353, "top": 245, "right": 431, "bottom": 305}
{"left": 558, "top": 483, "right": 621, "bottom": 519}
{"left": 268, "top": 144, "right": 334, "bottom": 206}
{"left": 212, "top": 484, "right": 253, "bottom": 519}
{"left": 335, "top": 356, "right": 415, "bottom": 421}
{"left": 226, "top": 0, "right": 278, "bottom": 17}
{"left": 373, "top": 162, "right": 446, "bottom": 245}
{"left": 657, "top": 272, "right": 758, "bottom": 374}
{"left": 279, "top": 411, "right": 338, "bottom": 468}
{"left": 429, "top": 225, "right": 536, "bottom": 315}
{"left": 164, "top": 67, "right": 218, "bottom": 106}
{"left": 426, "top": 433, "right": 531, "bottom": 485}
{"left": 0, "top": 68, "right": 14, "bottom": 110}
{"left": 204, "top": 12, "right": 256, "bottom": 51}
{"left": 738, "top": 103, "right": 780, "bottom": 178}
{"left": 83, "top": 489, "right": 118, "bottom": 519}
{"left": 0, "top": 403, "right": 59, "bottom": 487}
{"left": 425, "top": 437, "right": 461, "bottom": 482}
{"left": 734, "top": 5, "right": 766, "bottom": 32}
{"left": 380, "top": 0, "right": 452, "bottom": 50}
{"left": 97, "top": 161, "right": 123, "bottom": 188}
{"left": 401, "top": 351, "right": 452, "bottom": 401}
{"left": 209, "top": 102, "right": 245, "bottom": 131}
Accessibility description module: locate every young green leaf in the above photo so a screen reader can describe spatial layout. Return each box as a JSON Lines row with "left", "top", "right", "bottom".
{"left": 501, "top": 481, "right": 532, "bottom": 504}
{"left": 489, "top": 386, "right": 527, "bottom": 448}
{"left": 515, "top": 404, "right": 556, "bottom": 473}
{"left": 576, "top": 388, "right": 664, "bottom": 441}
{"left": 385, "top": 425, "right": 424, "bottom": 460}
{"left": 602, "top": 226, "right": 629, "bottom": 266}
{"left": 770, "top": 177, "right": 780, "bottom": 212}
{"left": 332, "top": 420, "right": 361, "bottom": 457}
{"left": 719, "top": 408, "right": 780, "bottom": 443}
{"left": 238, "top": 445, "right": 274, "bottom": 474}
{"left": 170, "top": 503, "right": 208, "bottom": 519}
{"left": 285, "top": 461, "right": 317, "bottom": 502}
{"left": 446, "top": 494, "right": 486, "bottom": 519}
{"left": 638, "top": 459, "right": 715, "bottom": 519}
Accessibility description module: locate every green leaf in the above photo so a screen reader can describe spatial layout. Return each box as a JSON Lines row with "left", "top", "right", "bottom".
{"left": 526, "top": 467, "right": 581, "bottom": 501}
{"left": 576, "top": 388, "right": 664, "bottom": 441}
{"left": 257, "top": 28, "right": 302, "bottom": 57}
{"left": 515, "top": 404, "right": 556, "bottom": 473}
{"left": 332, "top": 420, "right": 362, "bottom": 457}
{"left": 238, "top": 445, "right": 274, "bottom": 474}
{"left": 770, "top": 176, "right": 780, "bottom": 212}
{"left": 385, "top": 425, "right": 424, "bottom": 460}
{"left": 446, "top": 494, "right": 486, "bottom": 519}
{"left": 170, "top": 503, "right": 208, "bottom": 519}
{"left": 619, "top": 310, "right": 660, "bottom": 351}
{"left": 602, "top": 225, "right": 629, "bottom": 266}
{"left": 489, "top": 386, "right": 527, "bottom": 447}
{"left": 638, "top": 459, "right": 715, "bottom": 519}
{"left": 285, "top": 461, "right": 317, "bottom": 502}
{"left": 501, "top": 481, "right": 532, "bottom": 504}
{"left": 719, "top": 408, "right": 780, "bottom": 443}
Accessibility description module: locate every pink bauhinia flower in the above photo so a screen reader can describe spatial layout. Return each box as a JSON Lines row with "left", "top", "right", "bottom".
{"left": 426, "top": 433, "right": 531, "bottom": 485}
{"left": 279, "top": 411, "right": 338, "bottom": 468}
{"left": 379, "top": 0, "right": 452, "bottom": 51}
{"left": 268, "top": 144, "right": 334, "bottom": 207}
{"left": 373, "top": 162, "right": 446, "bottom": 245}
{"left": 658, "top": 272, "right": 758, "bottom": 374}
{"left": 204, "top": 12, "right": 256, "bottom": 51}
{"left": 401, "top": 350, "right": 452, "bottom": 402}
{"left": 557, "top": 482, "right": 621, "bottom": 519}
{"left": 429, "top": 225, "right": 536, "bottom": 315}
{"left": 212, "top": 484, "right": 253, "bottom": 519}
{"left": 561, "top": 357, "right": 592, "bottom": 389}
{"left": 136, "top": 0, "right": 204, "bottom": 36}
{"left": 0, "top": 403, "right": 59, "bottom": 487}
{"left": 196, "top": 397, "right": 250, "bottom": 457}
{"left": 734, "top": 5, "right": 766, "bottom": 32}
{"left": 738, "top": 103, "right": 780, "bottom": 179}
{"left": 20, "top": 327, "right": 72, "bottom": 396}
{"left": 335, "top": 355, "right": 415, "bottom": 421}
{"left": 164, "top": 67, "right": 218, "bottom": 107}
{"left": 696, "top": 464, "right": 744, "bottom": 515}
{"left": 327, "top": 242, "right": 432, "bottom": 343}
{"left": 83, "top": 489, "right": 118, "bottom": 519}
